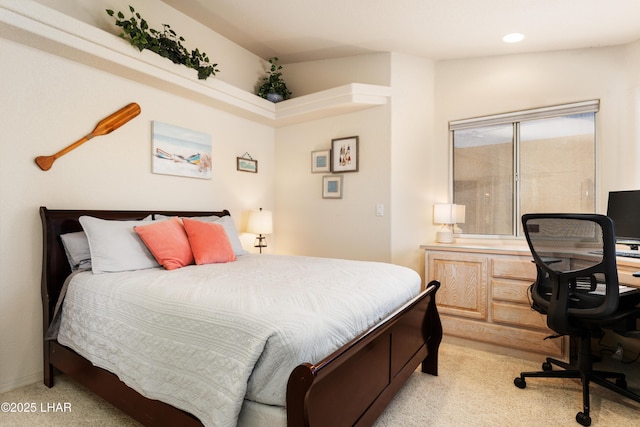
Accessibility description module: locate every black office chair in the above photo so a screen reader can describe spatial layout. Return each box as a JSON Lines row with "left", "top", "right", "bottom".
{"left": 514, "top": 213, "right": 640, "bottom": 426}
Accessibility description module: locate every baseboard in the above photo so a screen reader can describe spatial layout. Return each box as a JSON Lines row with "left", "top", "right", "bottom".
{"left": 0, "top": 371, "right": 42, "bottom": 394}
{"left": 442, "top": 335, "right": 568, "bottom": 363}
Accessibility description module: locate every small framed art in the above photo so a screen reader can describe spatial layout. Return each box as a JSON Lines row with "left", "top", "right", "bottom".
{"left": 331, "top": 136, "right": 358, "bottom": 173}
{"left": 322, "top": 175, "right": 343, "bottom": 199}
{"left": 311, "top": 149, "right": 331, "bottom": 173}
{"left": 237, "top": 157, "right": 258, "bottom": 173}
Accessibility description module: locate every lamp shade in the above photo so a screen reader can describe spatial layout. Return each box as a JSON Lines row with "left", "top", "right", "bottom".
{"left": 247, "top": 208, "right": 273, "bottom": 235}
{"left": 455, "top": 204, "right": 466, "bottom": 224}
{"left": 433, "top": 204, "right": 465, "bottom": 224}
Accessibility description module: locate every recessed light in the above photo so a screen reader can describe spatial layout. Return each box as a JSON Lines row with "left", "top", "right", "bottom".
{"left": 503, "top": 33, "right": 525, "bottom": 43}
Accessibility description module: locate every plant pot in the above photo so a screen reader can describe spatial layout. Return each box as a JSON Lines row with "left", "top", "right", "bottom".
{"left": 266, "top": 93, "right": 284, "bottom": 103}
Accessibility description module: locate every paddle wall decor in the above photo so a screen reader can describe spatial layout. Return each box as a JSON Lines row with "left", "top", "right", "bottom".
{"left": 34, "top": 103, "right": 141, "bottom": 171}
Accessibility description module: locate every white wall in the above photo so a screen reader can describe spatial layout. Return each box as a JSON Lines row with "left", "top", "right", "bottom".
{"left": 0, "top": 1, "right": 274, "bottom": 392}
{"left": 277, "top": 45, "right": 640, "bottom": 275}
{"left": 33, "top": 0, "right": 264, "bottom": 92}
{"left": 275, "top": 54, "right": 393, "bottom": 261}
{"left": 434, "top": 46, "right": 639, "bottom": 213}
{"left": 284, "top": 53, "right": 392, "bottom": 96}
{"left": 389, "top": 53, "right": 436, "bottom": 273}
{"left": 624, "top": 39, "right": 640, "bottom": 184}
{"left": 275, "top": 53, "right": 438, "bottom": 278}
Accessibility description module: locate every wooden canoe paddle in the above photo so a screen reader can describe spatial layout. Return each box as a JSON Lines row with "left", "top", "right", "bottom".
{"left": 35, "top": 102, "right": 141, "bottom": 171}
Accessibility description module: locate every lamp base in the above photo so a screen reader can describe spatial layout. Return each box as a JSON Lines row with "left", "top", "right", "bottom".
{"left": 436, "top": 230, "right": 454, "bottom": 244}
{"left": 254, "top": 234, "right": 266, "bottom": 254}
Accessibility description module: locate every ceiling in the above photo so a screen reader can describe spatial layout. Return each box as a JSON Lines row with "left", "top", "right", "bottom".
{"left": 162, "top": 0, "right": 640, "bottom": 63}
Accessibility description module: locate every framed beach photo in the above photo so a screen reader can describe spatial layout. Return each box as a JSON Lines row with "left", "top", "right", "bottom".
{"left": 311, "top": 149, "right": 331, "bottom": 173}
{"left": 152, "top": 121, "right": 212, "bottom": 179}
{"left": 331, "top": 136, "right": 358, "bottom": 173}
{"left": 322, "top": 175, "right": 343, "bottom": 199}
{"left": 237, "top": 157, "right": 258, "bottom": 173}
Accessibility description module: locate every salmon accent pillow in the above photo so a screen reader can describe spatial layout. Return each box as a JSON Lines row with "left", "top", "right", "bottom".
{"left": 134, "top": 217, "right": 194, "bottom": 270}
{"left": 182, "top": 218, "right": 237, "bottom": 264}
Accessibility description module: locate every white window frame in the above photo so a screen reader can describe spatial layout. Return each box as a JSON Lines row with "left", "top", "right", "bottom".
{"left": 449, "top": 100, "right": 599, "bottom": 238}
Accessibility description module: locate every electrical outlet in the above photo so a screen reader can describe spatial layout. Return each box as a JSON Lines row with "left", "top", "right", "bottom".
{"left": 612, "top": 343, "right": 624, "bottom": 361}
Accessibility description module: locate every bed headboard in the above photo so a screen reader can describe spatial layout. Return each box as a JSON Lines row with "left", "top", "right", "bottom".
{"left": 39, "top": 207, "right": 231, "bottom": 333}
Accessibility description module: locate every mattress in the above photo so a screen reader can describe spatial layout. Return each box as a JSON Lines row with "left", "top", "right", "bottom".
{"left": 57, "top": 254, "right": 421, "bottom": 427}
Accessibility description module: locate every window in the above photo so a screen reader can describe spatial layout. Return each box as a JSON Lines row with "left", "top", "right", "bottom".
{"left": 451, "top": 101, "right": 598, "bottom": 237}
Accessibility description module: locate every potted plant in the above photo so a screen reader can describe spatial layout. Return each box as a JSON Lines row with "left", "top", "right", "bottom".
{"left": 106, "top": 6, "right": 219, "bottom": 80}
{"left": 256, "top": 57, "right": 292, "bottom": 102}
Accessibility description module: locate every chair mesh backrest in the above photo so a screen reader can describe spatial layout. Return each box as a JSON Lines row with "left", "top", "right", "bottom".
{"left": 522, "top": 214, "right": 620, "bottom": 328}
{"left": 525, "top": 216, "right": 604, "bottom": 274}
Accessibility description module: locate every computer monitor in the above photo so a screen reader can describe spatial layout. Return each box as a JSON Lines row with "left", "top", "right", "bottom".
{"left": 606, "top": 190, "right": 640, "bottom": 250}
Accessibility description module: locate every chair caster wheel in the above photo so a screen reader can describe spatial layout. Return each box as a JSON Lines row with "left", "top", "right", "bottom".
{"left": 514, "top": 377, "right": 526, "bottom": 389}
{"left": 542, "top": 361, "right": 552, "bottom": 371}
{"left": 576, "top": 412, "right": 591, "bottom": 426}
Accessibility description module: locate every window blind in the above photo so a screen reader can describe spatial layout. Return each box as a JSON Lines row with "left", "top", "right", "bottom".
{"left": 449, "top": 100, "right": 599, "bottom": 131}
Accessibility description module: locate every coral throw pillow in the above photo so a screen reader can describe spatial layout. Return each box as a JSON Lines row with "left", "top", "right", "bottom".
{"left": 134, "top": 217, "right": 194, "bottom": 270}
{"left": 182, "top": 218, "right": 237, "bottom": 264}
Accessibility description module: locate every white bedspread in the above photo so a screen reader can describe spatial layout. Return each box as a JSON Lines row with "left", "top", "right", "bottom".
{"left": 57, "top": 254, "right": 421, "bottom": 427}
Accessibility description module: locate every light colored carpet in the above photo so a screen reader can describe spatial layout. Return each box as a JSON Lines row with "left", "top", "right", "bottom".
{"left": 374, "top": 341, "right": 640, "bottom": 426}
{"left": 1, "top": 341, "right": 638, "bottom": 426}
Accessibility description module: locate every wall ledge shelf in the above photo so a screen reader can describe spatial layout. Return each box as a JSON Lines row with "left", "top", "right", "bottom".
{"left": 0, "top": 1, "right": 391, "bottom": 127}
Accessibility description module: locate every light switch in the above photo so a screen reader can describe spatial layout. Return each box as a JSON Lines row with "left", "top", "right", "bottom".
{"left": 376, "top": 204, "right": 384, "bottom": 217}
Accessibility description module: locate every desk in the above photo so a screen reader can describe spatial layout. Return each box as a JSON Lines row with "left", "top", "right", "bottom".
{"left": 421, "top": 243, "right": 640, "bottom": 358}
{"left": 613, "top": 255, "right": 640, "bottom": 287}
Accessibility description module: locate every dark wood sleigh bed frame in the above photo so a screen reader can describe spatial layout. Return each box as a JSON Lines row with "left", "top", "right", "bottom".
{"left": 40, "top": 207, "right": 442, "bottom": 427}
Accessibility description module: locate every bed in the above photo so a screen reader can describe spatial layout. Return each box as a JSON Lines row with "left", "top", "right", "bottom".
{"left": 40, "top": 207, "right": 442, "bottom": 427}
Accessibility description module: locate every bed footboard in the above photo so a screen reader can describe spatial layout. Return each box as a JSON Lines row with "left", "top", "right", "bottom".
{"left": 286, "top": 280, "right": 442, "bottom": 427}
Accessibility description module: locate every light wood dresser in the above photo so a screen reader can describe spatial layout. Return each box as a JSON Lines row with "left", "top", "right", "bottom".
{"left": 423, "top": 242, "right": 640, "bottom": 358}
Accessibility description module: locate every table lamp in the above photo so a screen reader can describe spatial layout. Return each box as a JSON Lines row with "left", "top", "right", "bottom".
{"left": 247, "top": 208, "right": 273, "bottom": 253}
{"left": 434, "top": 204, "right": 465, "bottom": 243}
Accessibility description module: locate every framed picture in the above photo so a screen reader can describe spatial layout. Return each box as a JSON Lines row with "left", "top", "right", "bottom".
{"left": 322, "top": 175, "right": 343, "bottom": 199}
{"left": 311, "top": 149, "right": 331, "bottom": 173}
{"left": 331, "top": 136, "right": 358, "bottom": 173}
{"left": 237, "top": 157, "right": 258, "bottom": 173}
{"left": 152, "top": 121, "right": 212, "bottom": 179}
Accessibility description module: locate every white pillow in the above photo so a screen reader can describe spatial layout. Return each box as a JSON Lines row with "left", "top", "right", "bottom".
{"left": 79, "top": 216, "right": 160, "bottom": 273}
{"left": 155, "top": 214, "right": 247, "bottom": 256}
{"left": 60, "top": 231, "right": 92, "bottom": 271}
{"left": 198, "top": 215, "right": 248, "bottom": 256}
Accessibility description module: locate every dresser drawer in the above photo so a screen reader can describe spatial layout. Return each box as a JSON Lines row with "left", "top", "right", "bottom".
{"left": 492, "top": 258, "right": 536, "bottom": 281}
{"left": 491, "top": 301, "right": 548, "bottom": 330}
{"left": 492, "top": 278, "right": 532, "bottom": 304}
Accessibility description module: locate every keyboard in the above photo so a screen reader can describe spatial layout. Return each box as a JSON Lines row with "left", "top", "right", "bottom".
{"left": 616, "top": 250, "right": 640, "bottom": 259}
